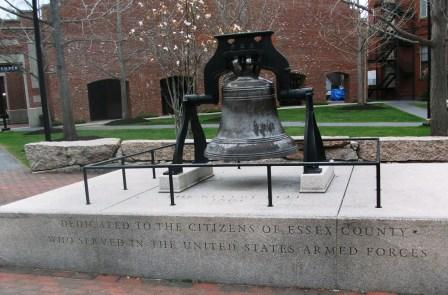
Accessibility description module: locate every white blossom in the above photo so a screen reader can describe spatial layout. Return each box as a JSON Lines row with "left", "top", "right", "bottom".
{"left": 205, "top": 13, "right": 211, "bottom": 19}
{"left": 184, "top": 20, "right": 191, "bottom": 26}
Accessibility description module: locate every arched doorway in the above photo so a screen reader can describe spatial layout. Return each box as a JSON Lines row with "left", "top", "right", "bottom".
{"left": 325, "top": 72, "right": 350, "bottom": 102}
{"left": 87, "top": 79, "right": 127, "bottom": 120}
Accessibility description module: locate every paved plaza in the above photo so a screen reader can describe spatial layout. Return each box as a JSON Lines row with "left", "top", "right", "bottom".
{"left": 0, "top": 146, "right": 406, "bottom": 295}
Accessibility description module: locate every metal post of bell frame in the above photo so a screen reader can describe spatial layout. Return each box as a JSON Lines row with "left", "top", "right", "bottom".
{"left": 121, "top": 158, "right": 127, "bottom": 190}
{"left": 151, "top": 150, "right": 156, "bottom": 179}
{"left": 83, "top": 168, "right": 90, "bottom": 205}
{"left": 267, "top": 165, "right": 273, "bottom": 207}
{"left": 169, "top": 168, "right": 175, "bottom": 206}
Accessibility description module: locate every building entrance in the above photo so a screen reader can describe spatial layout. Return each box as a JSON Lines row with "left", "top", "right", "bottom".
{"left": 88, "top": 79, "right": 126, "bottom": 120}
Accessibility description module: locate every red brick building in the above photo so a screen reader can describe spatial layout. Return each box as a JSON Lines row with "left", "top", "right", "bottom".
{"left": 0, "top": 13, "right": 44, "bottom": 126}
{"left": 368, "top": 0, "right": 430, "bottom": 101}
{"left": 1, "top": 0, "right": 358, "bottom": 125}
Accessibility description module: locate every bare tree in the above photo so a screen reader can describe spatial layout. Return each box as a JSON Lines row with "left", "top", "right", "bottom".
{"left": 77, "top": 0, "right": 151, "bottom": 120}
{"left": 134, "top": 0, "right": 281, "bottom": 133}
{"left": 342, "top": 0, "right": 448, "bottom": 135}
{"left": 0, "top": 0, "right": 78, "bottom": 140}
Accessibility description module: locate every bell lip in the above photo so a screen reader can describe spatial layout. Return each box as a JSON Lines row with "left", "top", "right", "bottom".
{"left": 205, "top": 146, "right": 298, "bottom": 161}
{"left": 211, "top": 134, "right": 293, "bottom": 144}
{"left": 214, "top": 31, "right": 274, "bottom": 40}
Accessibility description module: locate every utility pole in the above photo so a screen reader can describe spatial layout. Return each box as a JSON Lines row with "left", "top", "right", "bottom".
{"left": 32, "top": 0, "right": 52, "bottom": 141}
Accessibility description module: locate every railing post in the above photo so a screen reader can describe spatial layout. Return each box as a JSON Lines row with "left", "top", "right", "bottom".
{"left": 169, "top": 167, "right": 175, "bottom": 206}
{"left": 376, "top": 163, "right": 381, "bottom": 208}
{"left": 375, "top": 139, "right": 381, "bottom": 208}
{"left": 267, "top": 166, "right": 273, "bottom": 207}
{"left": 121, "top": 158, "right": 127, "bottom": 190}
{"left": 151, "top": 150, "right": 156, "bottom": 179}
{"left": 83, "top": 168, "right": 90, "bottom": 205}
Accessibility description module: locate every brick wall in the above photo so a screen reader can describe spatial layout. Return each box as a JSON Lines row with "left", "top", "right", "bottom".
{"left": 41, "top": 0, "right": 358, "bottom": 122}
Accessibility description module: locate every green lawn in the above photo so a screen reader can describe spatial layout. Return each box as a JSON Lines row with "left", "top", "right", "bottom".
{"left": 0, "top": 102, "right": 428, "bottom": 166}
{"left": 136, "top": 103, "right": 424, "bottom": 125}
{"left": 0, "top": 125, "right": 430, "bottom": 166}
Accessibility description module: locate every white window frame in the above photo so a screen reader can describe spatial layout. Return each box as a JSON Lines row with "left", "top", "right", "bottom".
{"left": 420, "top": 0, "right": 428, "bottom": 18}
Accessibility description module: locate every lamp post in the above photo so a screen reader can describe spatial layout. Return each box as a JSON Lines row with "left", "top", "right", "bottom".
{"left": 32, "top": 0, "right": 52, "bottom": 141}
{"left": 1, "top": 92, "right": 10, "bottom": 131}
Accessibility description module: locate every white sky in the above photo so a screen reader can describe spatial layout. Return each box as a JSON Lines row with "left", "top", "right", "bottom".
{"left": 0, "top": 0, "right": 49, "bottom": 19}
{"left": 0, "top": 0, "right": 369, "bottom": 19}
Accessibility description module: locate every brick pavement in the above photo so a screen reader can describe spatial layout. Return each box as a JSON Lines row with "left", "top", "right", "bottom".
{"left": 0, "top": 267, "right": 400, "bottom": 295}
{"left": 0, "top": 149, "right": 403, "bottom": 295}
{"left": 0, "top": 169, "right": 86, "bottom": 206}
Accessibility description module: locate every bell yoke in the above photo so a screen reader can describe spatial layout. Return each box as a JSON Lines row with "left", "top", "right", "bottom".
{"left": 170, "top": 31, "right": 326, "bottom": 174}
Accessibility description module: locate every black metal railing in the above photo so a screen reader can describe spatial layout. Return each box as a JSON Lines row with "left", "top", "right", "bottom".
{"left": 83, "top": 138, "right": 381, "bottom": 208}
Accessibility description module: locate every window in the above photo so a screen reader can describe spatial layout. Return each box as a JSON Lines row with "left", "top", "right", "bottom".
{"left": 420, "top": 46, "right": 429, "bottom": 79}
{"left": 420, "top": 0, "right": 428, "bottom": 18}
{"left": 368, "top": 70, "right": 377, "bottom": 86}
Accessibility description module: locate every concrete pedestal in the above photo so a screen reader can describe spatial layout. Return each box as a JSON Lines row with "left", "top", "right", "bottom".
{"left": 1, "top": 164, "right": 448, "bottom": 295}
{"left": 159, "top": 167, "right": 214, "bottom": 193}
{"left": 300, "top": 166, "right": 335, "bottom": 193}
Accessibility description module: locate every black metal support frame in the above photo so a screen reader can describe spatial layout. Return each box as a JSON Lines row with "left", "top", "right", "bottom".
{"left": 83, "top": 138, "right": 382, "bottom": 209}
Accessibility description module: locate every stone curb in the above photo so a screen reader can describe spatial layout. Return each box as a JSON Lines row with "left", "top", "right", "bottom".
{"left": 24, "top": 137, "right": 448, "bottom": 172}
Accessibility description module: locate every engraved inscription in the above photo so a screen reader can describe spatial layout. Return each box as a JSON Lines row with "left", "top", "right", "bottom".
{"left": 51, "top": 219, "right": 429, "bottom": 259}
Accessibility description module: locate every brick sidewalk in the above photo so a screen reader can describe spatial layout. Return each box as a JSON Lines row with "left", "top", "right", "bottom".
{"left": 0, "top": 170, "right": 86, "bottom": 206}
{"left": 0, "top": 267, "right": 399, "bottom": 295}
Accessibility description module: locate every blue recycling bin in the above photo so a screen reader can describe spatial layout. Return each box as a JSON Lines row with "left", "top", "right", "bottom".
{"left": 330, "top": 88, "right": 345, "bottom": 101}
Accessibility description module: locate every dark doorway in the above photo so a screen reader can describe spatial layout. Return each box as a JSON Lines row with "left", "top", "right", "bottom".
{"left": 88, "top": 79, "right": 127, "bottom": 120}
{"left": 160, "top": 76, "right": 193, "bottom": 115}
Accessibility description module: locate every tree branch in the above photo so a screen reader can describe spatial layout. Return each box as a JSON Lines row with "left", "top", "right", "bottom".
{"left": 341, "top": 0, "right": 433, "bottom": 46}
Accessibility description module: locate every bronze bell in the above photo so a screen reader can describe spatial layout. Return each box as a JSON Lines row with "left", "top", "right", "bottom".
{"left": 205, "top": 56, "right": 297, "bottom": 160}
{"left": 170, "top": 31, "right": 325, "bottom": 175}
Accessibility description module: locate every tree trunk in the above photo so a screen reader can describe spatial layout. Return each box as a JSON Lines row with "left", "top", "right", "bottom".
{"left": 50, "top": 0, "right": 77, "bottom": 140}
{"left": 429, "top": 0, "right": 448, "bottom": 136}
{"left": 116, "top": 0, "right": 129, "bottom": 119}
{"left": 356, "top": 0, "right": 367, "bottom": 105}
{"left": 356, "top": 45, "right": 367, "bottom": 105}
